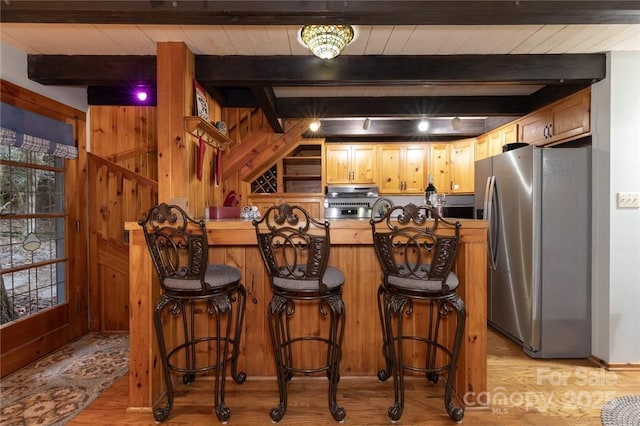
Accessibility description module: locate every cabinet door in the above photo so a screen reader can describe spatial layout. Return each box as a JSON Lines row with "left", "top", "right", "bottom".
{"left": 403, "top": 146, "right": 426, "bottom": 193}
{"left": 378, "top": 146, "right": 402, "bottom": 193}
{"left": 351, "top": 145, "right": 377, "bottom": 183}
{"left": 490, "top": 123, "right": 518, "bottom": 156}
{"left": 519, "top": 109, "right": 552, "bottom": 146}
{"left": 489, "top": 130, "right": 505, "bottom": 156}
{"left": 476, "top": 135, "right": 489, "bottom": 160}
{"left": 430, "top": 144, "right": 450, "bottom": 194}
{"left": 325, "top": 145, "right": 352, "bottom": 183}
{"left": 247, "top": 197, "right": 277, "bottom": 217}
{"left": 450, "top": 140, "right": 475, "bottom": 193}
{"left": 550, "top": 90, "right": 590, "bottom": 142}
{"left": 503, "top": 123, "right": 518, "bottom": 145}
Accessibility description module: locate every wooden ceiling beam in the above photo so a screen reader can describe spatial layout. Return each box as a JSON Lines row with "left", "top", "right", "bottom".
{"left": 28, "top": 54, "right": 605, "bottom": 88}
{"left": 3, "top": 1, "right": 640, "bottom": 25}
{"left": 275, "top": 96, "right": 531, "bottom": 118}
{"left": 194, "top": 54, "right": 605, "bottom": 86}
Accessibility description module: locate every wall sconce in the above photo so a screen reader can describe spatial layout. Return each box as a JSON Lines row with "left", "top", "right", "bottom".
{"left": 452, "top": 117, "right": 463, "bottom": 130}
{"left": 363, "top": 118, "right": 371, "bottom": 130}
{"left": 300, "top": 24, "right": 354, "bottom": 60}
{"left": 418, "top": 119, "right": 430, "bottom": 132}
{"left": 309, "top": 120, "right": 321, "bottom": 132}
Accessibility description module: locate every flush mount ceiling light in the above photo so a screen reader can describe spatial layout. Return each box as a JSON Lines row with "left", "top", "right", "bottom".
{"left": 309, "top": 120, "right": 321, "bottom": 132}
{"left": 418, "top": 119, "right": 430, "bottom": 132}
{"left": 300, "top": 24, "right": 354, "bottom": 60}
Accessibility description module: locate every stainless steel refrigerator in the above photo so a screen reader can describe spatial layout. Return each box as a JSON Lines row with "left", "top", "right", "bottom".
{"left": 474, "top": 144, "right": 591, "bottom": 358}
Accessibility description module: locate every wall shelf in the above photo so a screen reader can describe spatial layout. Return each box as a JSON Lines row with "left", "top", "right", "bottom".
{"left": 184, "top": 116, "right": 234, "bottom": 150}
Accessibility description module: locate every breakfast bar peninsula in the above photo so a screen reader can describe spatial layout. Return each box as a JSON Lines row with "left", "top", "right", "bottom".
{"left": 125, "top": 217, "right": 488, "bottom": 411}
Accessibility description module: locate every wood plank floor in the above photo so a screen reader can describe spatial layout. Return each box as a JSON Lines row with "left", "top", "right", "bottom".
{"left": 69, "top": 329, "right": 640, "bottom": 425}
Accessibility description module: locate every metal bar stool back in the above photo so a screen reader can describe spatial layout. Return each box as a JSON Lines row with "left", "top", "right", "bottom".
{"left": 139, "top": 203, "right": 246, "bottom": 423}
{"left": 252, "top": 203, "right": 346, "bottom": 422}
{"left": 370, "top": 203, "right": 465, "bottom": 422}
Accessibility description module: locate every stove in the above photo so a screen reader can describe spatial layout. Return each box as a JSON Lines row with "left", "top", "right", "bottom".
{"left": 324, "top": 184, "right": 380, "bottom": 219}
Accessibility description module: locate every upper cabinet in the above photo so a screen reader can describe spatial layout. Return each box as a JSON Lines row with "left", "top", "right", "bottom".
{"left": 378, "top": 144, "right": 427, "bottom": 194}
{"left": 449, "top": 139, "right": 475, "bottom": 193}
{"left": 489, "top": 122, "right": 518, "bottom": 156}
{"left": 325, "top": 144, "right": 377, "bottom": 184}
{"left": 476, "top": 135, "right": 490, "bottom": 161}
{"left": 429, "top": 139, "right": 475, "bottom": 194}
{"left": 519, "top": 89, "right": 590, "bottom": 146}
{"left": 429, "top": 143, "right": 450, "bottom": 194}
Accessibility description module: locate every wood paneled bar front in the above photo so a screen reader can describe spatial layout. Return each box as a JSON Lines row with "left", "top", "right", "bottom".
{"left": 124, "top": 218, "right": 488, "bottom": 412}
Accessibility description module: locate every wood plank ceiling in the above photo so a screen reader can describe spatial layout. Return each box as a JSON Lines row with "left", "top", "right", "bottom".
{"left": 2, "top": 1, "right": 639, "bottom": 140}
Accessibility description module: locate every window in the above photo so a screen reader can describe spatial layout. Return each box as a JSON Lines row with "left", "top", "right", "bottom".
{"left": 1, "top": 145, "right": 66, "bottom": 324}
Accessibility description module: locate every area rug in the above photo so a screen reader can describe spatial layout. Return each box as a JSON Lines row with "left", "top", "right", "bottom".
{"left": 601, "top": 394, "right": 640, "bottom": 426}
{"left": 0, "top": 333, "right": 129, "bottom": 426}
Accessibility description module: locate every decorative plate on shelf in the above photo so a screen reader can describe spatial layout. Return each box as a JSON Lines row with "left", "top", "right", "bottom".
{"left": 193, "top": 80, "right": 209, "bottom": 121}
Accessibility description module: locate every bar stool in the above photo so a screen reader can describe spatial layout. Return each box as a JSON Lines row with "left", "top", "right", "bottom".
{"left": 139, "top": 203, "right": 246, "bottom": 423}
{"left": 370, "top": 203, "right": 465, "bottom": 422}
{"left": 252, "top": 203, "right": 346, "bottom": 422}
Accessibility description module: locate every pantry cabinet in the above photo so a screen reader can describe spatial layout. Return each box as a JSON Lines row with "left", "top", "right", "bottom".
{"left": 325, "top": 144, "right": 377, "bottom": 184}
{"left": 519, "top": 89, "right": 590, "bottom": 146}
{"left": 378, "top": 144, "right": 426, "bottom": 194}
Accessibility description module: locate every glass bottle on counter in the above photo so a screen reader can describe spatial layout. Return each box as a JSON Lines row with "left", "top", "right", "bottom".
{"left": 425, "top": 174, "right": 437, "bottom": 206}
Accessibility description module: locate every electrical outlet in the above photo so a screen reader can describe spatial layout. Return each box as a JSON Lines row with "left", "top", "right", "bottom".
{"left": 616, "top": 192, "right": 640, "bottom": 209}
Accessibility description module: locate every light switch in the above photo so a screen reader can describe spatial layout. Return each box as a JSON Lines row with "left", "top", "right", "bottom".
{"left": 616, "top": 192, "right": 640, "bottom": 208}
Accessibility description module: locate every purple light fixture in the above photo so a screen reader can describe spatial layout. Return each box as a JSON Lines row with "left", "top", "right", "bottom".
{"left": 136, "top": 90, "right": 148, "bottom": 102}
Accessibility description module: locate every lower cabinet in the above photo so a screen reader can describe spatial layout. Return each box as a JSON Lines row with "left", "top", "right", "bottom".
{"left": 247, "top": 195, "right": 324, "bottom": 218}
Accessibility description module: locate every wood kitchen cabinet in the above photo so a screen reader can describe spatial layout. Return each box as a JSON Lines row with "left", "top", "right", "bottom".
{"left": 449, "top": 139, "right": 475, "bottom": 193}
{"left": 519, "top": 88, "right": 590, "bottom": 146}
{"left": 325, "top": 144, "right": 377, "bottom": 184}
{"left": 429, "top": 139, "right": 475, "bottom": 194}
{"left": 476, "top": 135, "right": 490, "bottom": 161}
{"left": 489, "top": 122, "right": 518, "bottom": 156}
{"left": 430, "top": 143, "right": 450, "bottom": 194}
{"left": 378, "top": 144, "right": 426, "bottom": 194}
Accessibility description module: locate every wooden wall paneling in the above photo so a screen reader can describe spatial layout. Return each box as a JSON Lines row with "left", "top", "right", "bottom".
{"left": 66, "top": 113, "right": 89, "bottom": 338}
{"left": 127, "top": 230, "right": 157, "bottom": 410}
{"left": 331, "top": 245, "right": 384, "bottom": 375}
{"left": 98, "top": 238, "right": 129, "bottom": 331}
{"left": 87, "top": 153, "right": 158, "bottom": 332}
{"left": 88, "top": 163, "right": 103, "bottom": 331}
{"left": 238, "top": 119, "right": 308, "bottom": 181}
{"left": 242, "top": 246, "right": 276, "bottom": 376}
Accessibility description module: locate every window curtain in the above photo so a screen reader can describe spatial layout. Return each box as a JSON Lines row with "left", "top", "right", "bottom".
{"left": 0, "top": 102, "right": 77, "bottom": 159}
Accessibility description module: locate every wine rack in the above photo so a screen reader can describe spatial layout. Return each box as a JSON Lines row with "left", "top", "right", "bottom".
{"left": 251, "top": 165, "right": 277, "bottom": 193}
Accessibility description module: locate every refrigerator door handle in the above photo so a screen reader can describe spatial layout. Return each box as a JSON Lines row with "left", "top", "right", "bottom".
{"left": 486, "top": 176, "right": 498, "bottom": 270}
